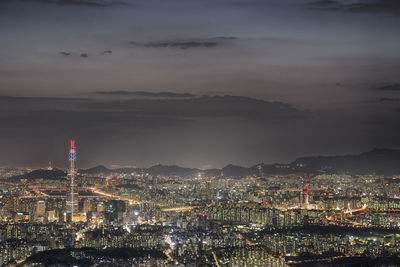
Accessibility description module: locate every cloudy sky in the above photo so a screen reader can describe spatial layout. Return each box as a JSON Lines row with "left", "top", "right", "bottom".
{"left": 0, "top": 0, "right": 399, "bottom": 169}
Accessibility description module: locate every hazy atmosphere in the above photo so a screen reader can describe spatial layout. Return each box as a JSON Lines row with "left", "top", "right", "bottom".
{"left": 1, "top": 0, "right": 400, "bottom": 168}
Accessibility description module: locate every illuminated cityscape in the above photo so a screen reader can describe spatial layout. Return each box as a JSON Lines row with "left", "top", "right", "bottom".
{"left": 1, "top": 0, "right": 400, "bottom": 266}
{"left": 0, "top": 142, "right": 400, "bottom": 266}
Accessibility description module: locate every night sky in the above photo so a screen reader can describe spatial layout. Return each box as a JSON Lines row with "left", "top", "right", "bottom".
{"left": 0, "top": 0, "right": 400, "bottom": 169}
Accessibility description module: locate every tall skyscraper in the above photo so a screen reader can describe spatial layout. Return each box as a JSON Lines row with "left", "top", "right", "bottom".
{"left": 66, "top": 140, "right": 78, "bottom": 218}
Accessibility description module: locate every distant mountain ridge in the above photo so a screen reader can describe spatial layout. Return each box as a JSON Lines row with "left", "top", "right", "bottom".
{"left": 79, "top": 165, "right": 113, "bottom": 175}
{"left": 291, "top": 148, "right": 400, "bottom": 174}
{"left": 78, "top": 148, "right": 400, "bottom": 177}
{"left": 81, "top": 148, "right": 400, "bottom": 177}
{"left": 8, "top": 148, "right": 400, "bottom": 180}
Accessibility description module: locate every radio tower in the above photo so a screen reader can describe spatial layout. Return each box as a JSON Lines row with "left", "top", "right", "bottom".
{"left": 66, "top": 140, "right": 78, "bottom": 220}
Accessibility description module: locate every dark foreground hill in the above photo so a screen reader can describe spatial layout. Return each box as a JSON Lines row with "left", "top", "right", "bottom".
{"left": 9, "top": 168, "right": 66, "bottom": 182}
{"left": 24, "top": 247, "right": 166, "bottom": 266}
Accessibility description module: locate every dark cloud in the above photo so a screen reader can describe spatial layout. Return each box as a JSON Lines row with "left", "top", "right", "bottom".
{"left": 307, "top": 0, "right": 400, "bottom": 14}
{"left": 0, "top": 94, "right": 307, "bottom": 167}
{"left": 144, "top": 42, "right": 217, "bottom": 50}
{"left": 129, "top": 37, "right": 239, "bottom": 50}
{"left": 87, "top": 95, "right": 307, "bottom": 121}
{"left": 60, "top": 51, "right": 111, "bottom": 57}
{"left": 310, "top": 0, "right": 337, "bottom": 6}
{"left": 307, "top": 0, "right": 341, "bottom": 10}
{"left": 100, "top": 50, "right": 112, "bottom": 55}
{"left": 0, "top": 94, "right": 305, "bottom": 128}
{"left": 96, "top": 91, "right": 195, "bottom": 98}
{"left": 213, "top": 36, "right": 238, "bottom": 40}
{"left": 0, "top": 94, "right": 306, "bottom": 127}
{"left": 131, "top": 41, "right": 218, "bottom": 50}
{"left": 19, "top": 0, "right": 127, "bottom": 7}
{"left": 376, "top": 84, "right": 400, "bottom": 91}
{"left": 0, "top": 93, "right": 310, "bottom": 167}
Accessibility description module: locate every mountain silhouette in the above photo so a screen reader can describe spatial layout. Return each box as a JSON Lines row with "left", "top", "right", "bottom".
{"left": 10, "top": 148, "right": 400, "bottom": 180}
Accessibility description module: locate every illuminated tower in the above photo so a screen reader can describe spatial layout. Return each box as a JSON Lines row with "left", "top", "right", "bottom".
{"left": 66, "top": 140, "right": 78, "bottom": 218}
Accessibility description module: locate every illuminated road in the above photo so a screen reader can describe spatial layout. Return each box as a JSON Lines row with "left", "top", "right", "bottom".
{"left": 90, "top": 187, "right": 141, "bottom": 204}
{"left": 344, "top": 204, "right": 368, "bottom": 217}
{"left": 211, "top": 251, "right": 221, "bottom": 267}
{"left": 164, "top": 235, "right": 178, "bottom": 264}
{"left": 286, "top": 254, "right": 389, "bottom": 265}
{"left": 161, "top": 206, "right": 200, "bottom": 212}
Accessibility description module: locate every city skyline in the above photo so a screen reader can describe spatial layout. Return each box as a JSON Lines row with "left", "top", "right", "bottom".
{"left": 1, "top": 1, "right": 400, "bottom": 265}
{"left": 10, "top": 140, "right": 400, "bottom": 180}
{"left": 1, "top": 131, "right": 400, "bottom": 266}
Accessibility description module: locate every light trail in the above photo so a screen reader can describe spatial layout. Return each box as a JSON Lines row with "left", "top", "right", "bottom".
{"left": 212, "top": 251, "right": 221, "bottom": 267}
{"left": 90, "top": 187, "right": 140, "bottom": 204}
{"left": 164, "top": 235, "right": 178, "bottom": 264}
{"left": 344, "top": 204, "right": 368, "bottom": 217}
{"left": 161, "top": 206, "right": 200, "bottom": 212}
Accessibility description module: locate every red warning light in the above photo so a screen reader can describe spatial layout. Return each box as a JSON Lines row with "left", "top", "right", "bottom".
{"left": 303, "top": 186, "right": 309, "bottom": 191}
